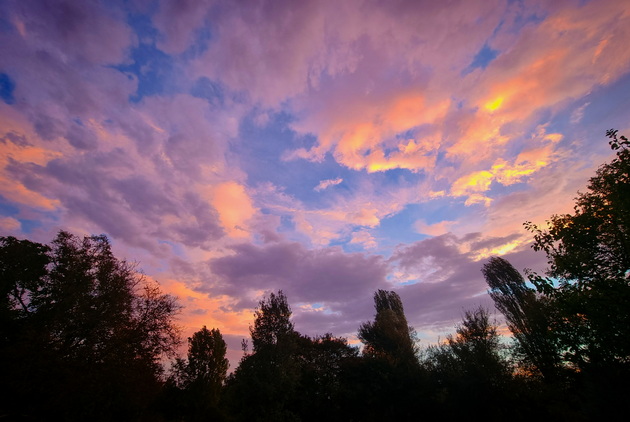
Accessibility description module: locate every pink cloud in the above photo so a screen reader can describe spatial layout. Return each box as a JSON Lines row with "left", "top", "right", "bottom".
{"left": 314, "top": 177, "right": 343, "bottom": 192}
{"left": 414, "top": 220, "right": 456, "bottom": 237}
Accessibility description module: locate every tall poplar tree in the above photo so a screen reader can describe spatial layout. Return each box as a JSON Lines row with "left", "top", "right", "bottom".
{"left": 482, "top": 256, "right": 561, "bottom": 380}
{"left": 358, "top": 289, "right": 418, "bottom": 366}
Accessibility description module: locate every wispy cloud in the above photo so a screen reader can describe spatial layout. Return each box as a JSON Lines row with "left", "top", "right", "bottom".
{"left": 314, "top": 177, "right": 343, "bottom": 192}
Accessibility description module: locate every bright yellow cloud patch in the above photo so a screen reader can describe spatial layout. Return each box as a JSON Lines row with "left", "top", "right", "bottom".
{"left": 450, "top": 143, "right": 557, "bottom": 206}
{"left": 484, "top": 96, "right": 504, "bottom": 112}
{"left": 451, "top": 170, "right": 494, "bottom": 197}
{"left": 472, "top": 239, "right": 525, "bottom": 261}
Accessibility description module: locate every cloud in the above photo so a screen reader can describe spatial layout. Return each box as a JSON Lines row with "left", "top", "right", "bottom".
{"left": 414, "top": 220, "right": 456, "bottom": 237}
{"left": 0, "top": 216, "right": 20, "bottom": 232}
{"left": 314, "top": 177, "right": 343, "bottom": 192}
{"left": 207, "top": 181, "right": 257, "bottom": 238}
{"left": 153, "top": 0, "right": 211, "bottom": 55}
{"left": 571, "top": 102, "right": 590, "bottom": 124}
{"left": 448, "top": 130, "right": 561, "bottom": 206}
{"left": 207, "top": 240, "right": 389, "bottom": 335}
{"left": 8, "top": 0, "right": 134, "bottom": 66}
{"left": 389, "top": 231, "right": 548, "bottom": 336}
{"left": 349, "top": 229, "right": 377, "bottom": 249}
{"left": 211, "top": 241, "right": 387, "bottom": 302}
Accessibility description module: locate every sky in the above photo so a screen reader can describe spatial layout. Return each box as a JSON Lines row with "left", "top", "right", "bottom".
{"left": 1, "top": 0, "right": 630, "bottom": 365}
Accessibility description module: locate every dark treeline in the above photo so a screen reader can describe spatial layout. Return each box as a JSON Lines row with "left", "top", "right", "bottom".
{"left": 1, "top": 130, "right": 628, "bottom": 421}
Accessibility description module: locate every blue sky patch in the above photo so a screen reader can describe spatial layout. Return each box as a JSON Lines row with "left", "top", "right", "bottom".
{"left": 0, "top": 73, "right": 15, "bottom": 104}
{"left": 463, "top": 44, "right": 499, "bottom": 75}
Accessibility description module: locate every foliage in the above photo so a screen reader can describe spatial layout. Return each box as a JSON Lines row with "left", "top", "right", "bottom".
{"left": 482, "top": 256, "right": 562, "bottom": 380}
{"left": 223, "top": 290, "right": 302, "bottom": 421}
{"left": 524, "top": 129, "right": 630, "bottom": 369}
{"left": 0, "top": 231, "right": 180, "bottom": 421}
{"left": 423, "top": 307, "right": 513, "bottom": 420}
{"left": 352, "top": 290, "right": 429, "bottom": 420}
{"left": 250, "top": 290, "right": 295, "bottom": 352}
{"left": 185, "top": 326, "right": 229, "bottom": 396}
{"left": 445, "top": 306, "right": 509, "bottom": 381}
{"left": 358, "top": 289, "right": 418, "bottom": 367}
{"left": 0, "top": 236, "right": 50, "bottom": 323}
{"left": 224, "top": 291, "right": 362, "bottom": 422}
{"left": 166, "top": 326, "right": 229, "bottom": 421}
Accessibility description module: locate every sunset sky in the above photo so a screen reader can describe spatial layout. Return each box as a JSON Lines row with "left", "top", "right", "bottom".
{"left": 1, "top": 0, "right": 630, "bottom": 364}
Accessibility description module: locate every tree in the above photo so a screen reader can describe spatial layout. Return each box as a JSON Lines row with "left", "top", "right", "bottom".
{"left": 445, "top": 307, "right": 509, "bottom": 381}
{"left": 169, "top": 326, "right": 229, "bottom": 421}
{"left": 358, "top": 289, "right": 418, "bottom": 367}
{"left": 423, "top": 307, "right": 512, "bottom": 420}
{"left": 250, "top": 290, "right": 295, "bottom": 352}
{"left": 482, "top": 256, "right": 561, "bottom": 380}
{"left": 0, "top": 237, "right": 50, "bottom": 311}
{"left": 525, "top": 129, "right": 630, "bottom": 369}
{"left": 185, "top": 327, "right": 229, "bottom": 400}
{"left": 223, "top": 290, "right": 301, "bottom": 422}
{"left": 0, "top": 231, "right": 181, "bottom": 421}
{"left": 353, "top": 290, "right": 424, "bottom": 421}
{"left": 291, "top": 333, "right": 359, "bottom": 422}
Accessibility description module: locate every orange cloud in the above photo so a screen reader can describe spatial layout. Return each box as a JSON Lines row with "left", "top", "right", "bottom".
{"left": 0, "top": 137, "right": 62, "bottom": 211}
{"left": 346, "top": 207, "right": 380, "bottom": 227}
{"left": 208, "top": 181, "right": 256, "bottom": 238}
{"left": 0, "top": 176, "right": 60, "bottom": 211}
{"left": 291, "top": 92, "right": 449, "bottom": 173}
{"left": 161, "top": 278, "right": 252, "bottom": 334}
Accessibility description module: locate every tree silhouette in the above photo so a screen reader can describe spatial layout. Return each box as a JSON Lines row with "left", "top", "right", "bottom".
{"left": 168, "top": 326, "right": 229, "bottom": 421}
{"left": 358, "top": 289, "right": 418, "bottom": 367}
{"left": 525, "top": 129, "right": 630, "bottom": 369}
{"left": 522, "top": 129, "right": 630, "bottom": 418}
{"left": 352, "top": 290, "right": 426, "bottom": 421}
{"left": 423, "top": 307, "right": 511, "bottom": 420}
{"left": 482, "top": 256, "right": 561, "bottom": 381}
{"left": 250, "top": 290, "right": 295, "bottom": 353}
{"left": 0, "top": 231, "right": 181, "bottom": 421}
{"left": 223, "top": 290, "right": 302, "bottom": 421}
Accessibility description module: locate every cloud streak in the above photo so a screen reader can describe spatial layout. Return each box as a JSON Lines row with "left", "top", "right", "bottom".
{"left": 314, "top": 177, "right": 343, "bottom": 192}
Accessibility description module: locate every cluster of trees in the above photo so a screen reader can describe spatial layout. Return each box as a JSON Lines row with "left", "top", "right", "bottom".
{"left": 0, "top": 129, "right": 628, "bottom": 421}
{"left": 0, "top": 231, "right": 180, "bottom": 421}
